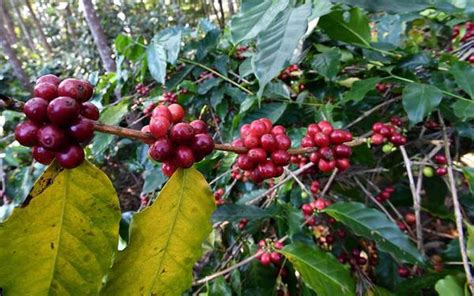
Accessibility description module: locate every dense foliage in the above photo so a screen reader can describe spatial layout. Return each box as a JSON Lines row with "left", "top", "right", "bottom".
{"left": 1, "top": 0, "right": 474, "bottom": 295}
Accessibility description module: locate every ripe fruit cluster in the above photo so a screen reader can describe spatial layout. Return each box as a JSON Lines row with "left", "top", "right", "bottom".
{"left": 234, "top": 45, "right": 249, "bottom": 60}
{"left": 256, "top": 239, "right": 284, "bottom": 266}
{"left": 300, "top": 121, "right": 353, "bottom": 172}
{"left": 375, "top": 186, "right": 395, "bottom": 203}
{"left": 338, "top": 248, "right": 371, "bottom": 269}
{"left": 278, "top": 64, "right": 301, "bottom": 81}
{"left": 452, "top": 22, "right": 474, "bottom": 63}
{"left": 15, "top": 74, "right": 98, "bottom": 169}
{"left": 370, "top": 117, "right": 407, "bottom": 147}
{"left": 214, "top": 188, "right": 225, "bottom": 205}
{"left": 232, "top": 119, "right": 292, "bottom": 183}
{"left": 143, "top": 103, "right": 215, "bottom": 177}
{"left": 433, "top": 154, "right": 448, "bottom": 176}
{"left": 301, "top": 197, "right": 332, "bottom": 226}
{"left": 135, "top": 83, "right": 150, "bottom": 97}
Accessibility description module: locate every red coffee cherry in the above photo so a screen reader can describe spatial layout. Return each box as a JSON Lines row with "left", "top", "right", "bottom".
{"left": 307, "top": 123, "right": 321, "bottom": 136}
{"left": 260, "top": 134, "right": 277, "bottom": 152}
{"left": 162, "top": 160, "right": 178, "bottom": 177}
{"left": 336, "top": 158, "right": 351, "bottom": 171}
{"left": 271, "top": 150, "right": 290, "bottom": 166}
{"left": 37, "top": 74, "right": 61, "bottom": 86}
{"left": 149, "top": 116, "right": 171, "bottom": 139}
{"left": 80, "top": 102, "right": 100, "bottom": 121}
{"left": 301, "top": 204, "right": 314, "bottom": 215}
{"left": 313, "top": 132, "right": 330, "bottom": 147}
{"left": 436, "top": 167, "right": 447, "bottom": 176}
{"left": 334, "top": 145, "right": 352, "bottom": 158}
{"left": 15, "top": 121, "right": 40, "bottom": 147}
{"left": 191, "top": 133, "right": 215, "bottom": 159}
{"left": 271, "top": 125, "right": 286, "bottom": 135}
{"left": 170, "top": 123, "right": 195, "bottom": 144}
{"left": 240, "top": 124, "right": 251, "bottom": 138}
{"left": 34, "top": 82, "right": 58, "bottom": 101}
{"left": 57, "top": 78, "right": 93, "bottom": 102}
{"left": 259, "top": 118, "right": 273, "bottom": 133}
{"left": 23, "top": 97, "right": 49, "bottom": 124}
{"left": 258, "top": 161, "right": 277, "bottom": 179}
{"left": 259, "top": 253, "right": 272, "bottom": 266}
{"left": 248, "top": 148, "right": 267, "bottom": 164}
{"left": 237, "top": 155, "right": 257, "bottom": 170}
{"left": 68, "top": 118, "right": 94, "bottom": 143}
{"left": 318, "top": 159, "right": 336, "bottom": 172}
{"left": 434, "top": 154, "right": 447, "bottom": 165}
{"left": 318, "top": 120, "right": 334, "bottom": 135}
{"left": 244, "top": 135, "right": 260, "bottom": 149}
{"left": 309, "top": 151, "right": 321, "bottom": 164}
{"left": 250, "top": 120, "right": 267, "bottom": 137}
{"left": 47, "top": 96, "right": 81, "bottom": 126}
{"left": 38, "top": 125, "right": 68, "bottom": 150}
{"left": 190, "top": 120, "right": 208, "bottom": 134}
{"left": 398, "top": 266, "right": 411, "bottom": 278}
{"left": 372, "top": 122, "right": 384, "bottom": 134}
{"left": 32, "top": 146, "right": 55, "bottom": 165}
{"left": 371, "top": 133, "right": 385, "bottom": 145}
{"left": 174, "top": 146, "right": 195, "bottom": 168}
{"left": 152, "top": 105, "right": 172, "bottom": 121}
{"left": 330, "top": 129, "right": 347, "bottom": 144}
{"left": 149, "top": 138, "right": 173, "bottom": 161}
{"left": 56, "top": 145, "right": 85, "bottom": 169}
{"left": 275, "top": 134, "right": 291, "bottom": 150}
{"left": 168, "top": 103, "right": 185, "bottom": 123}
{"left": 301, "top": 136, "right": 315, "bottom": 147}
{"left": 270, "top": 252, "right": 282, "bottom": 264}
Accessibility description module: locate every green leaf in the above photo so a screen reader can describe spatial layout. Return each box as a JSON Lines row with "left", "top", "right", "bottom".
{"left": 230, "top": 0, "right": 289, "bottom": 44}
{"left": 280, "top": 242, "right": 355, "bottom": 296}
{"left": 463, "top": 167, "right": 474, "bottom": 197}
{"left": 319, "top": 8, "right": 371, "bottom": 47}
{"left": 147, "top": 39, "right": 167, "bottom": 84}
{"left": 435, "top": 275, "right": 465, "bottom": 296}
{"left": 324, "top": 202, "right": 424, "bottom": 264}
{"left": 245, "top": 102, "right": 288, "bottom": 123}
{"left": 331, "top": 0, "right": 441, "bottom": 13}
{"left": 452, "top": 100, "right": 474, "bottom": 121}
{"left": 466, "top": 222, "right": 474, "bottom": 263}
{"left": 0, "top": 161, "right": 121, "bottom": 295}
{"left": 402, "top": 83, "right": 443, "bottom": 125}
{"left": 451, "top": 62, "right": 474, "bottom": 99}
{"left": 212, "top": 204, "right": 271, "bottom": 223}
{"left": 252, "top": 4, "right": 311, "bottom": 97}
{"left": 152, "top": 27, "right": 182, "bottom": 65}
{"left": 311, "top": 48, "right": 341, "bottom": 80}
{"left": 101, "top": 168, "right": 215, "bottom": 295}
{"left": 344, "top": 77, "right": 381, "bottom": 102}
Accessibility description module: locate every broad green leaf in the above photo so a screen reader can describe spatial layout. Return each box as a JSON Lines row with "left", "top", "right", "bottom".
{"left": 463, "top": 167, "right": 474, "bottom": 196}
{"left": 253, "top": 4, "right": 311, "bottom": 97}
{"left": 319, "top": 8, "right": 371, "bottom": 47}
{"left": 452, "top": 100, "right": 474, "bottom": 121}
{"left": 230, "top": 0, "right": 289, "bottom": 44}
{"left": 402, "top": 83, "right": 443, "bottom": 125}
{"left": 324, "top": 202, "right": 424, "bottom": 264}
{"left": 147, "top": 39, "right": 167, "bottom": 84}
{"left": 212, "top": 204, "right": 272, "bottom": 223}
{"left": 311, "top": 48, "right": 341, "bottom": 80}
{"left": 435, "top": 275, "right": 465, "bottom": 296}
{"left": 344, "top": 77, "right": 381, "bottom": 102}
{"left": 331, "top": 0, "right": 452, "bottom": 13}
{"left": 309, "top": 0, "right": 333, "bottom": 20}
{"left": 280, "top": 242, "right": 355, "bottom": 296}
{"left": 101, "top": 168, "right": 215, "bottom": 295}
{"left": 152, "top": 27, "right": 182, "bottom": 65}
{"left": 366, "top": 286, "right": 394, "bottom": 296}
{"left": 0, "top": 161, "right": 121, "bottom": 295}
{"left": 245, "top": 102, "right": 288, "bottom": 123}
{"left": 466, "top": 223, "right": 474, "bottom": 263}
{"left": 451, "top": 62, "right": 474, "bottom": 99}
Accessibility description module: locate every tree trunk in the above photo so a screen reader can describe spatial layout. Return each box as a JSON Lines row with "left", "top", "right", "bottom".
{"left": 227, "top": 0, "right": 235, "bottom": 16}
{"left": 0, "top": 23, "right": 31, "bottom": 91}
{"left": 81, "top": 0, "right": 116, "bottom": 72}
{"left": 7, "top": 0, "right": 36, "bottom": 52}
{"left": 0, "top": 0, "right": 17, "bottom": 44}
{"left": 23, "top": 0, "right": 53, "bottom": 55}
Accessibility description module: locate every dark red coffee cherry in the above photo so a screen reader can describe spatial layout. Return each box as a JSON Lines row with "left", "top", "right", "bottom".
{"left": 149, "top": 138, "right": 173, "bottom": 161}
{"left": 334, "top": 145, "right": 352, "bottom": 158}
{"left": 56, "top": 145, "right": 85, "bottom": 169}
{"left": 80, "top": 102, "right": 100, "bottom": 121}
{"left": 190, "top": 120, "right": 208, "bottom": 134}
{"left": 58, "top": 78, "right": 93, "bottom": 102}
{"left": 174, "top": 146, "right": 195, "bottom": 168}
{"left": 271, "top": 150, "right": 290, "bottom": 166}
{"left": 318, "top": 159, "right": 336, "bottom": 172}
{"left": 34, "top": 82, "right": 58, "bottom": 101}
{"left": 250, "top": 120, "right": 267, "bottom": 137}
{"left": 23, "top": 97, "right": 49, "bottom": 124}
{"left": 47, "top": 96, "right": 81, "bottom": 126}
{"left": 15, "top": 121, "right": 40, "bottom": 147}
{"left": 275, "top": 134, "right": 291, "bottom": 150}
{"left": 152, "top": 105, "right": 172, "bottom": 121}
{"left": 313, "top": 132, "right": 330, "bottom": 147}
{"left": 244, "top": 135, "right": 260, "bottom": 149}
{"left": 37, "top": 74, "right": 61, "bottom": 86}
{"left": 330, "top": 129, "right": 347, "bottom": 144}
{"left": 170, "top": 123, "right": 195, "bottom": 144}
{"left": 272, "top": 125, "right": 286, "bottom": 135}
{"left": 162, "top": 160, "right": 178, "bottom": 177}
{"left": 398, "top": 266, "right": 411, "bottom": 278}
{"left": 149, "top": 116, "right": 171, "bottom": 139}
{"left": 248, "top": 148, "right": 267, "bottom": 164}
{"left": 67, "top": 117, "right": 94, "bottom": 142}
{"left": 168, "top": 104, "right": 185, "bottom": 123}
{"left": 32, "top": 146, "right": 55, "bottom": 165}
{"left": 191, "top": 133, "right": 214, "bottom": 158}
{"left": 38, "top": 125, "right": 67, "bottom": 150}
{"left": 260, "top": 134, "right": 277, "bottom": 152}
{"left": 237, "top": 155, "right": 256, "bottom": 170}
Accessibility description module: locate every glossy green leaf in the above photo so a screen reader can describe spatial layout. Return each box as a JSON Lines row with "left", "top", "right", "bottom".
{"left": 212, "top": 204, "right": 272, "bottom": 223}
{"left": 435, "top": 275, "right": 465, "bottom": 296}
{"left": 451, "top": 62, "right": 474, "bottom": 99}
{"left": 331, "top": 0, "right": 453, "bottom": 13}
{"left": 244, "top": 102, "right": 288, "bottom": 123}
{"left": 152, "top": 27, "right": 182, "bottom": 65}
{"left": 0, "top": 161, "right": 121, "bottom": 295}
{"left": 230, "top": 0, "right": 289, "bottom": 44}
{"left": 319, "top": 8, "right": 371, "bottom": 47}
{"left": 324, "top": 202, "right": 424, "bottom": 264}
{"left": 252, "top": 4, "right": 311, "bottom": 96}
{"left": 280, "top": 242, "right": 355, "bottom": 296}
{"left": 311, "top": 48, "right": 341, "bottom": 80}
{"left": 463, "top": 167, "right": 474, "bottom": 197}
{"left": 402, "top": 83, "right": 443, "bottom": 125}
{"left": 344, "top": 77, "right": 381, "bottom": 102}
{"left": 101, "top": 168, "right": 215, "bottom": 295}
{"left": 466, "top": 222, "right": 474, "bottom": 263}
{"left": 147, "top": 39, "right": 167, "bottom": 84}
{"left": 452, "top": 100, "right": 474, "bottom": 121}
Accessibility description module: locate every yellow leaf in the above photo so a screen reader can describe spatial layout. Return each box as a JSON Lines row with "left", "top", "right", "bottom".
{"left": 101, "top": 168, "right": 216, "bottom": 295}
{"left": 0, "top": 161, "right": 121, "bottom": 295}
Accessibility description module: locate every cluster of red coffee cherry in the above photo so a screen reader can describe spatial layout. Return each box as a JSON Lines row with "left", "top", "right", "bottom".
{"left": 213, "top": 188, "right": 225, "bottom": 205}
{"left": 135, "top": 83, "right": 150, "bottom": 97}
{"left": 232, "top": 119, "right": 292, "bottom": 183}
{"left": 256, "top": 239, "right": 284, "bottom": 266}
{"left": 337, "top": 248, "right": 371, "bottom": 269}
{"left": 278, "top": 64, "right": 301, "bottom": 81}
{"left": 452, "top": 21, "right": 474, "bottom": 63}
{"left": 301, "top": 197, "right": 332, "bottom": 226}
{"left": 370, "top": 117, "right": 407, "bottom": 147}
{"left": 142, "top": 103, "right": 215, "bottom": 177}
{"left": 375, "top": 186, "right": 395, "bottom": 203}
{"left": 234, "top": 45, "right": 249, "bottom": 61}
{"left": 433, "top": 154, "right": 448, "bottom": 176}
{"left": 15, "top": 74, "right": 98, "bottom": 169}
{"left": 301, "top": 121, "right": 353, "bottom": 172}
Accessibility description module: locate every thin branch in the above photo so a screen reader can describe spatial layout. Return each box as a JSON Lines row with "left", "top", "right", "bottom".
{"left": 284, "top": 167, "right": 312, "bottom": 197}
{"left": 438, "top": 112, "right": 474, "bottom": 294}
{"left": 320, "top": 169, "right": 338, "bottom": 198}
{"left": 354, "top": 177, "right": 397, "bottom": 224}
{"left": 345, "top": 97, "right": 401, "bottom": 129}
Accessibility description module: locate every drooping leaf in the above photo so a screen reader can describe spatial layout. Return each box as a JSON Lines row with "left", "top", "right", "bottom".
{"left": 324, "top": 202, "right": 424, "bottom": 264}
{"left": 344, "top": 77, "right": 381, "bottom": 102}
{"left": 435, "top": 275, "right": 465, "bottom": 296}
{"left": 253, "top": 4, "right": 311, "bottom": 97}
{"left": 402, "top": 83, "right": 443, "bottom": 125}
{"left": 280, "top": 242, "right": 356, "bottom": 296}
{"left": 230, "top": 0, "right": 289, "bottom": 44}
{"left": 452, "top": 100, "right": 474, "bottom": 121}
{"left": 451, "top": 62, "right": 474, "bottom": 99}
{"left": 0, "top": 161, "right": 121, "bottom": 295}
{"left": 152, "top": 27, "right": 182, "bottom": 65}
{"left": 311, "top": 48, "right": 341, "bottom": 80}
{"left": 244, "top": 102, "right": 288, "bottom": 124}
{"left": 101, "top": 168, "right": 215, "bottom": 295}
{"left": 319, "top": 8, "right": 371, "bottom": 47}
{"left": 147, "top": 39, "right": 167, "bottom": 84}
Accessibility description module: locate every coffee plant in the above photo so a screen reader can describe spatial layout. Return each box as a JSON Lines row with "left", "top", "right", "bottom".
{"left": 1, "top": 1, "right": 474, "bottom": 295}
